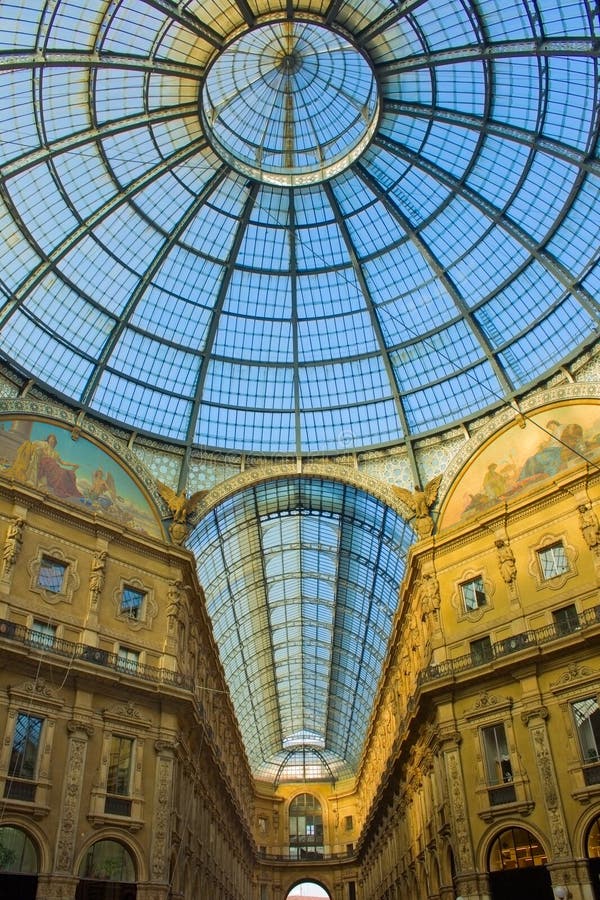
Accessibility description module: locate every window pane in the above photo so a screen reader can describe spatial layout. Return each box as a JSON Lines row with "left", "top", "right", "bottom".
{"left": 572, "top": 698, "right": 600, "bottom": 762}
{"left": 121, "top": 586, "right": 144, "bottom": 619}
{"left": 107, "top": 736, "right": 133, "bottom": 795}
{"left": 461, "top": 576, "right": 486, "bottom": 611}
{"left": 538, "top": 543, "right": 569, "bottom": 579}
{"left": 9, "top": 714, "right": 43, "bottom": 779}
{"left": 30, "top": 621, "right": 56, "bottom": 648}
{"left": 482, "top": 723, "right": 512, "bottom": 785}
{"left": 38, "top": 557, "right": 66, "bottom": 592}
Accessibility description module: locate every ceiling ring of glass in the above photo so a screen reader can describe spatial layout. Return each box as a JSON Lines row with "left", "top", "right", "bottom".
{"left": 200, "top": 20, "right": 380, "bottom": 186}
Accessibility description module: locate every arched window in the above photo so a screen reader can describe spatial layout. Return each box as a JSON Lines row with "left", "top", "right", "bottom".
{"left": 0, "top": 826, "right": 38, "bottom": 874}
{"left": 587, "top": 817, "right": 600, "bottom": 858}
{"left": 78, "top": 839, "right": 135, "bottom": 882}
{"left": 289, "top": 793, "right": 324, "bottom": 860}
{"left": 489, "top": 827, "right": 547, "bottom": 870}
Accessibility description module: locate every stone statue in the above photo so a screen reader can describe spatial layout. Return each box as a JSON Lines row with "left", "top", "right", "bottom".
{"left": 495, "top": 538, "right": 517, "bottom": 584}
{"left": 2, "top": 517, "right": 24, "bottom": 576}
{"left": 89, "top": 550, "right": 107, "bottom": 604}
{"left": 419, "top": 572, "right": 440, "bottom": 618}
{"left": 392, "top": 474, "right": 442, "bottom": 538}
{"left": 579, "top": 503, "right": 600, "bottom": 549}
{"left": 167, "top": 579, "right": 186, "bottom": 627}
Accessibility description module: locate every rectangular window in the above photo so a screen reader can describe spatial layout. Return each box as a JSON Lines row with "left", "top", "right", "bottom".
{"left": 120, "top": 586, "right": 144, "bottom": 620}
{"left": 4, "top": 712, "right": 43, "bottom": 802}
{"left": 553, "top": 604, "right": 580, "bottom": 636}
{"left": 38, "top": 556, "right": 67, "bottom": 593}
{"left": 117, "top": 646, "right": 139, "bottom": 673}
{"left": 470, "top": 635, "right": 493, "bottom": 665}
{"left": 481, "top": 722, "right": 516, "bottom": 805}
{"left": 482, "top": 723, "right": 513, "bottom": 784}
{"left": 107, "top": 735, "right": 133, "bottom": 796}
{"left": 30, "top": 620, "right": 56, "bottom": 649}
{"left": 461, "top": 576, "right": 486, "bottom": 612}
{"left": 8, "top": 713, "right": 43, "bottom": 780}
{"left": 537, "top": 542, "right": 569, "bottom": 580}
{"left": 572, "top": 697, "right": 600, "bottom": 763}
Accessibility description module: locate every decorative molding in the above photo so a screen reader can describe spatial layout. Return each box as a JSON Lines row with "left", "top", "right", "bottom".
{"left": 465, "top": 691, "right": 513, "bottom": 721}
{"left": 527, "top": 533, "right": 578, "bottom": 591}
{"left": 521, "top": 706, "right": 549, "bottom": 725}
{"left": 27, "top": 545, "right": 80, "bottom": 606}
{"left": 102, "top": 701, "right": 151, "bottom": 730}
{"left": 551, "top": 663, "right": 598, "bottom": 692}
{"left": 112, "top": 576, "right": 158, "bottom": 631}
{"left": 478, "top": 799, "right": 535, "bottom": 822}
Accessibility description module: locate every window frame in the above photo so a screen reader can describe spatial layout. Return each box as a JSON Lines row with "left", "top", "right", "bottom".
{"left": 461, "top": 575, "right": 487, "bottom": 612}
{"left": 537, "top": 542, "right": 570, "bottom": 580}
{"left": 120, "top": 585, "right": 145, "bottom": 621}
{"left": 37, "top": 555, "right": 67, "bottom": 593}
{"left": 29, "top": 620, "right": 56, "bottom": 649}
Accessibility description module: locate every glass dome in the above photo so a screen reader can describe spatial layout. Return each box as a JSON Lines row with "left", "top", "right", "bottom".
{"left": 0, "top": 0, "right": 597, "bottom": 456}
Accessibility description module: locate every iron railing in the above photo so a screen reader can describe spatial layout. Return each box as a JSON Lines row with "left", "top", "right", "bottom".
{"left": 0, "top": 619, "right": 193, "bottom": 691}
{"left": 418, "top": 605, "right": 600, "bottom": 686}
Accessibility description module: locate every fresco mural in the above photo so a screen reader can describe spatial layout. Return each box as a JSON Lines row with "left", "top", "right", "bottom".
{"left": 0, "top": 418, "right": 162, "bottom": 538}
{"left": 440, "top": 402, "right": 600, "bottom": 528}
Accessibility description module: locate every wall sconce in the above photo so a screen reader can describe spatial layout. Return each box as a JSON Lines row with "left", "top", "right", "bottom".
{"left": 554, "top": 887, "right": 568, "bottom": 900}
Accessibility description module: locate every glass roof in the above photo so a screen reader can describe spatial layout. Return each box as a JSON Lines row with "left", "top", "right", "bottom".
{"left": 0, "top": 0, "right": 597, "bottom": 455}
{"left": 188, "top": 477, "right": 415, "bottom": 781}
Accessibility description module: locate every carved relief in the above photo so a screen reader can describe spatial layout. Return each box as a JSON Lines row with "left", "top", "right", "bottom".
{"left": 527, "top": 719, "right": 570, "bottom": 858}
{"left": 151, "top": 755, "right": 173, "bottom": 880}
{"left": 55, "top": 726, "right": 91, "bottom": 872}
{"left": 446, "top": 750, "right": 474, "bottom": 870}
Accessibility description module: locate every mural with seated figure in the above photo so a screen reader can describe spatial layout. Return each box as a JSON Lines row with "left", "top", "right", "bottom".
{"left": 440, "top": 401, "right": 600, "bottom": 528}
{"left": 0, "top": 417, "right": 162, "bottom": 539}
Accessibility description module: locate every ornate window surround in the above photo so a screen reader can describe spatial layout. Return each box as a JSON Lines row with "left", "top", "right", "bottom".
{"left": 28, "top": 546, "right": 79, "bottom": 605}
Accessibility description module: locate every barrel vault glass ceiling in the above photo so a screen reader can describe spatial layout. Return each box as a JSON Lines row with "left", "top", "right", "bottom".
{"left": 0, "top": 0, "right": 599, "bottom": 782}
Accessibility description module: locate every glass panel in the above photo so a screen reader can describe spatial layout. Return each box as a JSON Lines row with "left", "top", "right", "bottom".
{"left": 538, "top": 543, "right": 569, "bottom": 579}
{"left": 9, "top": 713, "right": 43, "bottom": 780}
{"left": 461, "top": 577, "right": 486, "bottom": 611}
{"left": 38, "top": 557, "right": 66, "bottom": 593}
{"left": 0, "top": 827, "right": 38, "bottom": 874}
{"left": 482, "top": 723, "right": 512, "bottom": 785}
{"left": 29, "top": 621, "right": 56, "bottom": 648}
{"left": 79, "top": 840, "right": 135, "bottom": 882}
{"left": 120, "top": 586, "right": 144, "bottom": 619}
{"left": 107, "top": 736, "right": 133, "bottom": 795}
{"left": 572, "top": 698, "right": 600, "bottom": 762}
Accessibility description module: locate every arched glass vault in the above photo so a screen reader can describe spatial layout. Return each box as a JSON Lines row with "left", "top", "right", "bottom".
{"left": 0, "top": 0, "right": 598, "bottom": 457}
{"left": 188, "top": 477, "right": 415, "bottom": 781}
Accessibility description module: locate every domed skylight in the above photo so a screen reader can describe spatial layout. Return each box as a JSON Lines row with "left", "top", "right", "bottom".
{"left": 0, "top": 0, "right": 597, "bottom": 456}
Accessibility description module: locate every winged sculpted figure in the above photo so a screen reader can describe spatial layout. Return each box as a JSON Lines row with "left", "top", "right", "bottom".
{"left": 392, "top": 474, "right": 443, "bottom": 538}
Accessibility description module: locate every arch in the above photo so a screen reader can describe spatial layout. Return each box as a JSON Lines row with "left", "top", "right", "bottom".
{"left": 438, "top": 394, "right": 600, "bottom": 529}
{"left": 288, "top": 792, "right": 324, "bottom": 860}
{"left": 0, "top": 824, "right": 40, "bottom": 900}
{"left": 0, "top": 410, "right": 166, "bottom": 538}
{"left": 0, "top": 824, "right": 39, "bottom": 874}
{"left": 77, "top": 838, "right": 137, "bottom": 882}
{"left": 583, "top": 814, "right": 600, "bottom": 900}
{"left": 75, "top": 831, "right": 146, "bottom": 881}
{"left": 485, "top": 825, "right": 549, "bottom": 871}
{"left": 285, "top": 878, "right": 331, "bottom": 899}
{"left": 486, "top": 826, "right": 553, "bottom": 900}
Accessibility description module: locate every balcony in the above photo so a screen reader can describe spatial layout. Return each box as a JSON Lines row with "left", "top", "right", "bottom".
{"left": 418, "top": 605, "right": 600, "bottom": 686}
{"left": 0, "top": 619, "right": 193, "bottom": 691}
